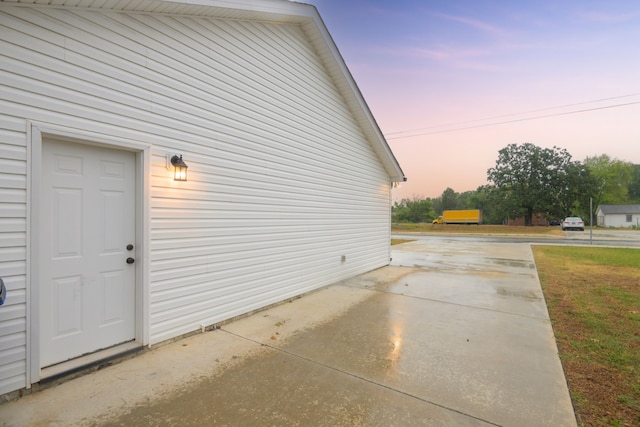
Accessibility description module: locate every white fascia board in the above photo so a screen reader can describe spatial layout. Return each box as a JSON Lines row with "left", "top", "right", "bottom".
{"left": 2, "top": 0, "right": 314, "bottom": 21}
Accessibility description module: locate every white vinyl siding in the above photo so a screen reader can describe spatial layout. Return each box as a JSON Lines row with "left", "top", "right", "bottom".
{"left": 598, "top": 213, "right": 639, "bottom": 228}
{"left": 0, "top": 113, "right": 28, "bottom": 395}
{"left": 0, "top": 3, "right": 394, "bottom": 394}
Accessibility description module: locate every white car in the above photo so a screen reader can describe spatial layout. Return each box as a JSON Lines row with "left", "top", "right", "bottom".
{"left": 561, "top": 217, "right": 584, "bottom": 231}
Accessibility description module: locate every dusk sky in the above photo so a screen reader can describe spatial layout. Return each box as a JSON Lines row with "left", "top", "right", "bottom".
{"left": 306, "top": 0, "right": 640, "bottom": 199}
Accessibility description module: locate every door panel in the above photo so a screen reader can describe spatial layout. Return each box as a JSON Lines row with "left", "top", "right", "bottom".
{"left": 52, "top": 275, "right": 83, "bottom": 337}
{"left": 40, "top": 139, "right": 136, "bottom": 367}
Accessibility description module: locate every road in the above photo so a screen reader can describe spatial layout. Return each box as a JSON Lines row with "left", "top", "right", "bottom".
{"left": 392, "top": 228, "right": 640, "bottom": 248}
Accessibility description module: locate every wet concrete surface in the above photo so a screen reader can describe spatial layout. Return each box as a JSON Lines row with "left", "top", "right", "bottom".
{"left": 0, "top": 237, "right": 576, "bottom": 426}
{"left": 393, "top": 228, "right": 640, "bottom": 247}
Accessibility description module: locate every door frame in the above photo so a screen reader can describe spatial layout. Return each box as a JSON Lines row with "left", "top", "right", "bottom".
{"left": 27, "top": 122, "right": 150, "bottom": 386}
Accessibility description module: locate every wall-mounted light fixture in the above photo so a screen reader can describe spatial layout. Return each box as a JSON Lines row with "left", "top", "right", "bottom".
{"left": 169, "top": 154, "right": 188, "bottom": 181}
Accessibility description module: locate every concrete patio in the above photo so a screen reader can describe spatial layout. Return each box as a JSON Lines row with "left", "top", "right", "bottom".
{"left": 0, "top": 237, "right": 576, "bottom": 426}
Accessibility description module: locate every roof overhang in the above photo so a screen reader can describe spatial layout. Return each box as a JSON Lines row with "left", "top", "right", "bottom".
{"left": 597, "top": 204, "right": 640, "bottom": 214}
{"left": 3, "top": 0, "right": 406, "bottom": 182}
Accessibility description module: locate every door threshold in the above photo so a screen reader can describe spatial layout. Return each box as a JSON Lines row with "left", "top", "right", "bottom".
{"left": 40, "top": 341, "right": 143, "bottom": 384}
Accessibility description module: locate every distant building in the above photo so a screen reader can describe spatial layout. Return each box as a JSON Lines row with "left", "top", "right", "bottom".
{"left": 596, "top": 204, "right": 640, "bottom": 228}
{"left": 508, "top": 214, "right": 550, "bottom": 226}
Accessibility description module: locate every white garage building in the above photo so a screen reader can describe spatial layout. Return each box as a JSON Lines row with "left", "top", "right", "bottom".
{"left": 596, "top": 204, "right": 640, "bottom": 228}
{"left": 0, "top": 0, "right": 405, "bottom": 396}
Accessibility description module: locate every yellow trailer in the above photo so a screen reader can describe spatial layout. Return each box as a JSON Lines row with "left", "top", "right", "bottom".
{"left": 432, "top": 209, "right": 482, "bottom": 224}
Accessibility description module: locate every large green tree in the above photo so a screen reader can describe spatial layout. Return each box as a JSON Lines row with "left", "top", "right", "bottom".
{"left": 440, "top": 187, "right": 459, "bottom": 211}
{"left": 583, "top": 154, "right": 634, "bottom": 206}
{"left": 487, "top": 143, "right": 584, "bottom": 225}
{"left": 629, "top": 164, "right": 640, "bottom": 202}
{"left": 392, "top": 197, "right": 436, "bottom": 223}
{"left": 552, "top": 161, "right": 596, "bottom": 221}
{"left": 472, "top": 185, "right": 510, "bottom": 224}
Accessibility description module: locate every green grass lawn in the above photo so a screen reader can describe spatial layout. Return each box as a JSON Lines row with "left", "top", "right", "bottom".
{"left": 392, "top": 222, "right": 565, "bottom": 235}
{"left": 533, "top": 246, "right": 640, "bottom": 426}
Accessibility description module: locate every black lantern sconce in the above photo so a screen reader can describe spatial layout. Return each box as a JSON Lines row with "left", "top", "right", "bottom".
{"left": 170, "top": 154, "right": 188, "bottom": 181}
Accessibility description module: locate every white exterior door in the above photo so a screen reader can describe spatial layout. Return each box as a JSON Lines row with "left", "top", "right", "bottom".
{"left": 40, "top": 139, "right": 136, "bottom": 367}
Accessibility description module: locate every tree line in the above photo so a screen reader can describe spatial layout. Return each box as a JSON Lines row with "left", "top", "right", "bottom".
{"left": 393, "top": 143, "right": 640, "bottom": 225}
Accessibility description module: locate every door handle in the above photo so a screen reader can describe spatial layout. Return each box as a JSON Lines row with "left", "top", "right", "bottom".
{"left": 126, "top": 257, "right": 135, "bottom": 264}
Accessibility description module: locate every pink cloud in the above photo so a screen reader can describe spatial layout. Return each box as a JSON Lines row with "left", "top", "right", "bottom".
{"left": 432, "top": 12, "right": 510, "bottom": 37}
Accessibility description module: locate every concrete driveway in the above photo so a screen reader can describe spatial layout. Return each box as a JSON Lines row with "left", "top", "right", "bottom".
{"left": 0, "top": 238, "right": 576, "bottom": 426}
